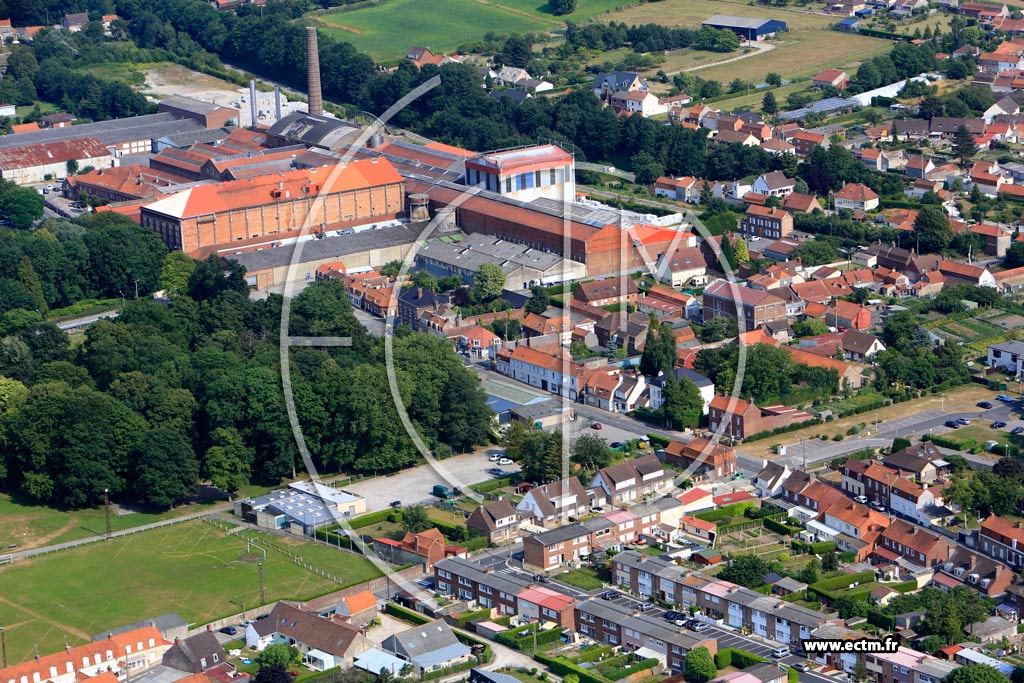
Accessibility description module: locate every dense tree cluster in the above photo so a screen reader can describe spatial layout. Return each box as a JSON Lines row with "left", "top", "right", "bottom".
{"left": 564, "top": 21, "right": 738, "bottom": 54}
{"left": 883, "top": 587, "right": 994, "bottom": 648}
{"left": 694, "top": 342, "right": 838, "bottom": 403}
{"left": 849, "top": 43, "right": 939, "bottom": 94}
{"left": 0, "top": 255, "right": 492, "bottom": 509}
{"left": 873, "top": 311, "right": 971, "bottom": 393}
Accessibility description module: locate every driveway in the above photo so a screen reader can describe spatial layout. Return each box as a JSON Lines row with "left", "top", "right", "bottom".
{"left": 340, "top": 451, "right": 520, "bottom": 513}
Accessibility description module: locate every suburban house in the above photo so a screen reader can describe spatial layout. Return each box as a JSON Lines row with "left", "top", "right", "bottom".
{"left": 516, "top": 477, "right": 592, "bottom": 527}
{"left": 647, "top": 366, "right": 715, "bottom": 414}
{"left": 245, "top": 602, "right": 365, "bottom": 670}
{"left": 754, "top": 461, "right": 792, "bottom": 498}
{"left": 988, "top": 339, "right": 1024, "bottom": 374}
{"left": 883, "top": 442, "right": 947, "bottom": 483}
{"left": 740, "top": 205, "right": 793, "bottom": 240}
{"left": 939, "top": 260, "right": 997, "bottom": 287}
{"left": 516, "top": 587, "right": 577, "bottom": 629}
{"left": 654, "top": 247, "right": 708, "bottom": 289}
{"left": 660, "top": 438, "right": 737, "bottom": 480}
{"left": 610, "top": 90, "right": 666, "bottom": 117}
{"left": 751, "top": 171, "right": 796, "bottom": 198}
{"left": 980, "top": 514, "right": 1024, "bottom": 569}
{"left": 381, "top": 621, "right": 472, "bottom": 675}
{"left": 702, "top": 280, "right": 788, "bottom": 330}
{"left": 653, "top": 176, "right": 703, "bottom": 203}
{"left": 820, "top": 501, "right": 889, "bottom": 561}
{"left": 707, "top": 395, "right": 814, "bottom": 440}
{"left": 791, "top": 130, "right": 827, "bottom": 157}
{"left": 834, "top": 183, "right": 880, "bottom": 211}
{"left": 0, "top": 627, "right": 171, "bottom": 683}
{"left": 822, "top": 300, "right": 873, "bottom": 330}
{"left": 434, "top": 557, "right": 529, "bottom": 614}
{"left": 593, "top": 72, "right": 649, "bottom": 97}
{"left": 160, "top": 633, "right": 225, "bottom": 674}
{"left": 573, "top": 278, "right": 639, "bottom": 307}
{"left": 467, "top": 499, "right": 522, "bottom": 543}
{"left": 589, "top": 454, "right": 675, "bottom": 506}
{"left": 813, "top": 69, "right": 850, "bottom": 89}
{"left": 874, "top": 519, "right": 953, "bottom": 568}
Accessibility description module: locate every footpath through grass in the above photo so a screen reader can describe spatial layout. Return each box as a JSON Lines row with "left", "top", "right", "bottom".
{"left": 0, "top": 521, "right": 376, "bottom": 664}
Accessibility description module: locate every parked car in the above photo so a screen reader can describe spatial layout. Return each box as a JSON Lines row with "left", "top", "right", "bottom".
{"left": 390, "top": 500, "right": 402, "bottom": 509}
{"left": 610, "top": 442, "right": 623, "bottom": 449}
{"left": 854, "top": 495, "right": 868, "bottom": 504}
{"left": 498, "top": 458, "right": 513, "bottom": 466}
{"left": 663, "top": 610, "right": 685, "bottom": 623}
{"left": 600, "top": 591, "right": 617, "bottom": 600}
{"left": 639, "top": 602, "right": 655, "bottom": 612}
{"left": 997, "top": 394, "right": 1013, "bottom": 402}
{"left": 219, "top": 626, "right": 237, "bottom": 635}
{"left": 487, "top": 467, "right": 506, "bottom": 476}
{"left": 956, "top": 417, "right": 971, "bottom": 425}
{"left": 978, "top": 401, "right": 993, "bottom": 409}
{"left": 1014, "top": 427, "right": 1024, "bottom": 435}
{"left": 944, "top": 420, "right": 959, "bottom": 429}
{"left": 488, "top": 453, "right": 501, "bottom": 462}
{"left": 771, "top": 647, "right": 790, "bottom": 659}
{"left": 871, "top": 501, "right": 887, "bottom": 512}
{"left": 993, "top": 421, "right": 1007, "bottom": 429}
{"left": 432, "top": 484, "right": 454, "bottom": 499}
{"left": 590, "top": 506, "right": 604, "bottom": 513}
{"left": 792, "top": 662, "right": 809, "bottom": 671}
{"left": 688, "top": 621, "right": 710, "bottom": 632}
{"left": 533, "top": 574, "right": 550, "bottom": 583}
{"left": 591, "top": 422, "right": 603, "bottom": 430}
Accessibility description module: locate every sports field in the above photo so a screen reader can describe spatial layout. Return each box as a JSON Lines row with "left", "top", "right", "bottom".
{"left": 0, "top": 521, "right": 379, "bottom": 664}
{"left": 316, "top": 0, "right": 629, "bottom": 60}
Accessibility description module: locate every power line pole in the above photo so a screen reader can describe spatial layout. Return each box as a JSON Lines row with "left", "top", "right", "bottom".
{"left": 258, "top": 562, "right": 266, "bottom": 606}
{"left": 1, "top": 626, "right": 8, "bottom": 669}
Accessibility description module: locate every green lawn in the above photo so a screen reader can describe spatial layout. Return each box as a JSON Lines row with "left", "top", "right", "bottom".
{"left": 556, "top": 567, "right": 606, "bottom": 590}
{"left": 0, "top": 521, "right": 376, "bottom": 664}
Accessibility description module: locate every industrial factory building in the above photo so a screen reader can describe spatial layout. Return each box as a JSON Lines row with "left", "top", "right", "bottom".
{"left": 701, "top": 14, "right": 787, "bottom": 40}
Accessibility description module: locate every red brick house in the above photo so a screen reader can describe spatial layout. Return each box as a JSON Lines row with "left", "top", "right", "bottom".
{"left": 572, "top": 277, "right": 639, "bottom": 307}
{"left": 707, "top": 395, "right": 814, "bottom": 440}
{"left": 874, "top": 519, "right": 953, "bottom": 568}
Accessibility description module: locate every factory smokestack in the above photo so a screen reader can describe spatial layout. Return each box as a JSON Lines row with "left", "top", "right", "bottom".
{"left": 249, "top": 80, "right": 257, "bottom": 127}
{"left": 274, "top": 85, "right": 282, "bottom": 121}
{"left": 306, "top": 27, "right": 323, "bottom": 117}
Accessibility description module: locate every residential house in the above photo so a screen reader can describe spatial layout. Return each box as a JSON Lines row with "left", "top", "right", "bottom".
{"left": 823, "top": 300, "right": 873, "bottom": 330}
{"left": 515, "top": 477, "right": 591, "bottom": 527}
{"left": 654, "top": 247, "right": 708, "bottom": 289}
{"left": 610, "top": 91, "right": 665, "bottom": 117}
{"left": 160, "top": 633, "right": 225, "bottom": 674}
{"left": 494, "top": 346, "right": 585, "bottom": 400}
{"left": 434, "top": 557, "right": 528, "bottom": 614}
{"left": 839, "top": 330, "right": 886, "bottom": 360}
{"left": 708, "top": 395, "right": 815, "bottom": 441}
{"left": 860, "top": 648, "right": 958, "bottom": 683}
{"left": 791, "top": 130, "right": 827, "bottom": 157}
{"left": 782, "top": 193, "right": 819, "bottom": 213}
{"left": 593, "top": 72, "right": 650, "bottom": 97}
{"left": 875, "top": 519, "right": 953, "bottom": 568}
{"left": 583, "top": 369, "right": 647, "bottom": 413}
{"left": 751, "top": 171, "right": 796, "bottom": 198}
{"left": 834, "top": 182, "right": 880, "bottom": 211}
{"left": 740, "top": 205, "right": 793, "bottom": 240}
{"left": 779, "top": 471, "right": 846, "bottom": 519}
{"left": 643, "top": 284, "right": 701, "bottom": 319}
{"left": 702, "top": 280, "right": 787, "bottom": 330}
{"left": 894, "top": 121, "right": 932, "bottom": 141}
{"left": 841, "top": 460, "right": 901, "bottom": 503}
{"left": 589, "top": 453, "right": 675, "bottom": 506}
{"left": 382, "top": 621, "right": 472, "bottom": 675}
{"left": 516, "top": 586, "right": 576, "bottom": 629}
{"left": 754, "top": 460, "right": 792, "bottom": 498}
{"left": 0, "top": 627, "right": 170, "bottom": 683}
{"left": 62, "top": 12, "right": 89, "bottom": 31}
{"left": 467, "top": 499, "right": 522, "bottom": 544}
{"left": 980, "top": 514, "right": 1024, "bottom": 569}
{"left": 987, "top": 339, "right": 1024, "bottom": 374}
{"left": 660, "top": 438, "right": 737, "bottom": 480}
{"left": 594, "top": 311, "right": 650, "bottom": 354}
{"left": 653, "top": 176, "right": 703, "bottom": 203}
{"left": 573, "top": 277, "right": 639, "bottom": 307}
{"left": 522, "top": 313, "right": 573, "bottom": 346}
{"left": 820, "top": 501, "right": 889, "bottom": 560}
{"left": 522, "top": 524, "right": 594, "bottom": 569}
{"left": 935, "top": 547, "right": 1016, "bottom": 599}
{"left": 455, "top": 326, "right": 502, "bottom": 360}
{"left": 882, "top": 442, "right": 947, "bottom": 483}
{"left": 714, "top": 130, "right": 759, "bottom": 146}
{"left": 813, "top": 69, "right": 850, "bottom": 89}
{"left": 245, "top": 603, "right": 365, "bottom": 670}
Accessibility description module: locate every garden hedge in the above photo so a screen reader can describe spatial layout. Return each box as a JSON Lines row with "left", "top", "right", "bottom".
{"left": 385, "top": 602, "right": 432, "bottom": 624}
{"left": 534, "top": 653, "right": 609, "bottom": 683}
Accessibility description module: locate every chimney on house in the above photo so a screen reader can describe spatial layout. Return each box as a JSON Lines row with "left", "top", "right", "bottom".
{"left": 249, "top": 80, "right": 258, "bottom": 128}
{"left": 306, "top": 27, "right": 323, "bottom": 117}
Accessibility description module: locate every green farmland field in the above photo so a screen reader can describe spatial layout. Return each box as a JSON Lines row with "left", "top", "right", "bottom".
{"left": 316, "top": 0, "right": 631, "bottom": 60}
{"left": 0, "top": 521, "right": 379, "bottom": 665}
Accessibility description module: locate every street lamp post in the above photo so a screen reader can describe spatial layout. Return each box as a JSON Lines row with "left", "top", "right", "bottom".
{"left": 1, "top": 625, "right": 7, "bottom": 669}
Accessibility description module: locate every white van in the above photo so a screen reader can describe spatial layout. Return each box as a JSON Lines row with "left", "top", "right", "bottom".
{"left": 771, "top": 647, "right": 790, "bottom": 659}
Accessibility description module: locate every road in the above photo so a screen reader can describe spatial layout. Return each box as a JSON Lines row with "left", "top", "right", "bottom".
{"left": 674, "top": 42, "right": 777, "bottom": 75}
{"left": 56, "top": 310, "right": 119, "bottom": 331}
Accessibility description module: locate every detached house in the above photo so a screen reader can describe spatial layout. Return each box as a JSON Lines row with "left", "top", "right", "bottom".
{"left": 467, "top": 499, "right": 522, "bottom": 543}
{"left": 875, "top": 520, "right": 953, "bottom": 569}
{"left": 834, "top": 183, "right": 879, "bottom": 211}
{"left": 740, "top": 205, "right": 793, "bottom": 240}
{"left": 589, "top": 453, "right": 675, "bottom": 506}
{"left": 245, "top": 603, "right": 365, "bottom": 670}
{"left": 516, "top": 477, "right": 591, "bottom": 526}
{"left": 813, "top": 69, "right": 850, "bottom": 89}
{"left": 752, "top": 171, "right": 796, "bottom": 198}
{"left": 573, "top": 277, "right": 639, "bottom": 307}
{"left": 382, "top": 622, "right": 471, "bottom": 676}
{"left": 708, "top": 395, "right": 814, "bottom": 441}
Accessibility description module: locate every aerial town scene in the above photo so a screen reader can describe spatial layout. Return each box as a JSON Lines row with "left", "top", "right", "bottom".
{"left": 9, "top": 2, "right": 1024, "bottom": 683}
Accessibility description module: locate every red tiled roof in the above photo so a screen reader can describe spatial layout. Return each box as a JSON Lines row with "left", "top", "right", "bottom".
{"left": 835, "top": 182, "right": 879, "bottom": 202}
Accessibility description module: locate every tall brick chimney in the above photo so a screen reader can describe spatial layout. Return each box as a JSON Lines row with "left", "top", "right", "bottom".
{"left": 306, "top": 27, "right": 323, "bottom": 117}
